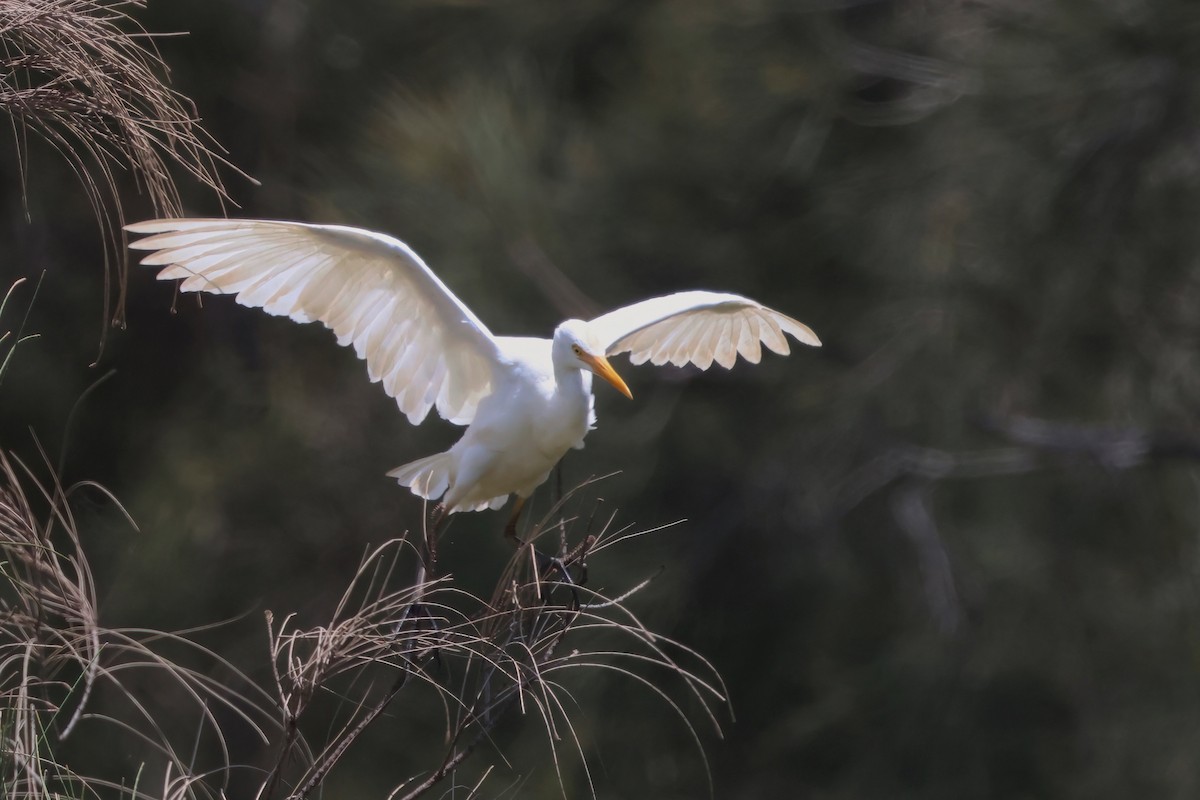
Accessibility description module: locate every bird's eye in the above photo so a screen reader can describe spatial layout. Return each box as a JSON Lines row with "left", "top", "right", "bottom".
{"left": 572, "top": 345, "right": 582, "bottom": 355}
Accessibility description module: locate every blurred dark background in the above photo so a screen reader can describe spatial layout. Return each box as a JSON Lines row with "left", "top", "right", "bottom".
{"left": 5, "top": 0, "right": 1200, "bottom": 796}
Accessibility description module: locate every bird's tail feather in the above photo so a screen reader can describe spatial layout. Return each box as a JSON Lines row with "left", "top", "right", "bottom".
{"left": 387, "top": 452, "right": 453, "bottom": 500}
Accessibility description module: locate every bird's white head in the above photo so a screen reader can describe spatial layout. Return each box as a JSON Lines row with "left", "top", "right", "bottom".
{"left": 553, "top": 320, "right": 633, "bottom": 399}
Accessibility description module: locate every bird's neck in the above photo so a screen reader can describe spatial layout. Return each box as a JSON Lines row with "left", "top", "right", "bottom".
{"left": 553, "top": 361, "right": 592, "bottom": 400}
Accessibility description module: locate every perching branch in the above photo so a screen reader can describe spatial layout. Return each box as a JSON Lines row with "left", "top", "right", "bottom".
{"left": 256, "top": 483, "right": 727, "bottom": 800}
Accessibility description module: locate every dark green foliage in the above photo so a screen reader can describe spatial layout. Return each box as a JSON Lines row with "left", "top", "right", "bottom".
{"left": 6, "top": 0, "right": 1200, "bottom": 796}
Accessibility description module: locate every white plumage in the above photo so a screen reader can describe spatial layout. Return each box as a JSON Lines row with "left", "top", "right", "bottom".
{"left": 128, "top": 218, "right": 820, "bottom": 517}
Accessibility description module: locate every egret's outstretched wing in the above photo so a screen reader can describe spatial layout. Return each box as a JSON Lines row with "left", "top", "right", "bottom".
{"left": 586, "top": 290, "right": 820, "bottom": 370}
{"left": 128, "top": 218, "right": 502, "bottom": 425}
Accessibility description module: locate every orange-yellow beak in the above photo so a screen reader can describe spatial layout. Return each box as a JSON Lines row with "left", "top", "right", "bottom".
{"left": 581, "top": 352, "right": 632, "bottom": 399}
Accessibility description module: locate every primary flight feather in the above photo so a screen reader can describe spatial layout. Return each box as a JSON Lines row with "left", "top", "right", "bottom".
{"left": 128, "top": 218, "right": 820, "bottom": 521}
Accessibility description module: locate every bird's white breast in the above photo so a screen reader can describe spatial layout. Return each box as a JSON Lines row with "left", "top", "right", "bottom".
{"left": 443, "top": 337, "right": 594, "bottom": 508}
{"left": 492, "top": 337, "right": 592, "bottom": 456}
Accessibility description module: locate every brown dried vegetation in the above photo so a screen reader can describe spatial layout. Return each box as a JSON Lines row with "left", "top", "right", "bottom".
{"left": 0, "top": 0, "right": 235, "bottom": 335}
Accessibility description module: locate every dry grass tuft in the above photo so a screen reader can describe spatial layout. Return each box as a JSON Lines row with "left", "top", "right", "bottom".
{"left": 0, "top": 0, "right": 238, "bottom": 340}
{"left": 256, "top": 480, "right": 727, "bottom": 800}
{"left": 0, "top": 447, "right": 277, "bottom": 800}
{"left": 0, "top": 451, "right": 726, "bottom": 799}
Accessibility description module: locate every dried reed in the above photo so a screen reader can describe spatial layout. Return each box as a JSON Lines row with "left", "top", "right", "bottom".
{"left": 0, "top": 0, "right": 237, "bottom": 342}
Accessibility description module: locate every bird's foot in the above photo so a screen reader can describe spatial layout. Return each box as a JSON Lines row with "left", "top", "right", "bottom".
{"left": 528, "top": 534, "right": 596, "bottom": 610}
{"left": 531, "top": 549, "right": 580, "bottom": 609}
{"left": 391, "top": 601, "right": 446, "bottom": 672}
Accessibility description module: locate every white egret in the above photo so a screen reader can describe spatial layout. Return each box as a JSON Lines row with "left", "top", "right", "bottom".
{"left": 128, "top": 218, "right": 820, "bottom": 535}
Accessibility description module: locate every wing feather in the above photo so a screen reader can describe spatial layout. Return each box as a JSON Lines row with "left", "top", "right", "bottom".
{"left": 740, "top": 313, "right": 763, "bottom": 364}
{"left": 713, "top": 316, "right": 737, "bottom": 369}
{"left": 668, "top": 315, "right": 704, "bottom": 366}
{"left": 757, "top": 310, "right": 790, "bottom": 355}
{"left": 586, "top": 290, "right": 819, "bottom": 372}
{"left": 658, "top": 316, "right": 687, "bottom": 366}
{"left": 129, "top": 218, "right": 503, "bottom": 425}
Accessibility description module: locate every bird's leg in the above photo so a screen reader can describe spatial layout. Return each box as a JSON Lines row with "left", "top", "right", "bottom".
{"left": 391, "top": 562, "right": 447, "bottom": 674}
{"left": 502, "top": 495, "right": 527, "bottom": 543}
{"left": 502, "top": 495, "right": 581, "bottom": 607}
{"left": 424, "top": 502, "right": 447, "bottom": 575}
{"left": 405, "top": 503, "right": 449, "bottom": 660}
{"left": 533, "top": 543, "right": 581, "bottom": 611}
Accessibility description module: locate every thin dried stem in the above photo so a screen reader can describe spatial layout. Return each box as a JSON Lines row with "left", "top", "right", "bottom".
{"left": 0, "top": 447, "right": 277, "bottom": 800}
{"left": 0, "top": 0, "right": 245, "bottom": 349}
{"left": 254, "top": 480, "right": 728, "bottom": 800}
{"left": 2, "top": 443, "right": 725, "bottom": 800}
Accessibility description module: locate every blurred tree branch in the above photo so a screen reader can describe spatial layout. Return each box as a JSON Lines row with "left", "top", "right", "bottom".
{"left": 837, "top": 413, "right": 1200, "bottom": 517}
{"left": 835, "top": 412, "right": 1200, "bottom": 634}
